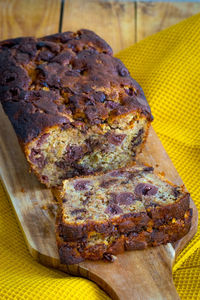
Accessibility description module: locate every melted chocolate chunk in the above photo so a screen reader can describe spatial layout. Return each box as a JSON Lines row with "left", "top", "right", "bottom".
{"left": 107, "top": 133, "right": 126, "bottom": 146}
{"left": 105, "top": 204, "right": 123, "bottom": 215}
{"left": 74, "top": 180, "right": 90, "bottom": 191}
{"left": 29, "top": 148, "right": 47, "bottom": 168}
{"left": 135, "top": 183, "right": 158, "bottom": 196}
{"left": 65, "top": 145, "right": 85, "bottom": 163}
{"left": 100, "top": 179, "right": 118, "bottom": 188}
{"left": 116, "top": 192, "right": 136, "bottom": 205}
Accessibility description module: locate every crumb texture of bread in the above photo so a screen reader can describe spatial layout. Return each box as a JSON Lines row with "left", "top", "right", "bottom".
{"left": 56, "top": 165, "right": 192, "bottom": 264}
{"left": 0, "top": 29, "right": 152, "bottom": 187}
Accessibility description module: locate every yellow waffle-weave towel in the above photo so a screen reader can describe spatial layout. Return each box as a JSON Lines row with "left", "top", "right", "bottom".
{"left": 1, "top": 13, "right": 200, "bottom": 300}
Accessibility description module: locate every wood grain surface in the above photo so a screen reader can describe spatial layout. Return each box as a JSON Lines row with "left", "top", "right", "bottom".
{"left": 62, "top": 0, "right": 200, "bottom": 52}
{"left": 0, "top": 0, "right": 199, "bottom": 51}
{"left": 0, "top": 0, "right": 60, "bottom": 40}
{"left": 137, "top": 2, "right": 200, "bottom": 42}
{"left": 62, "top": 0, "right": 136, "bottom": 54}
{"left": 0, "top": 104, "right": 198, "bottom": 300}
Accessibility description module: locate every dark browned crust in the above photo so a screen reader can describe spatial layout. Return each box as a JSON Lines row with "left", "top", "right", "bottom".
{"left": 0, "top": 29, "right": 152, "bottom": 145}
{"left": 57, "top": 211, "right": 150, "bottom": 241}
{"left": 57, "top": 209, "right": 192, "bottom": 264}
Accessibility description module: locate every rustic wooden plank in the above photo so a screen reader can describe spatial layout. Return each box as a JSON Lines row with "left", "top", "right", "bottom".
{"left": 62, "top": 0, "right": 136, "bottom": 54}
{"left": 0, "top": 103, "right": 198, "bottom": 299}
{"left": 137, "top": 2, "right": 200, "bottom": 42}
{"left": 0, "top": 0, "right": 61, "bottom": 40}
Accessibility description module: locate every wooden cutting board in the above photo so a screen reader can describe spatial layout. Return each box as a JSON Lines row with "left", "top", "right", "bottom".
{"left": 0, "top": 105, "right": 198, "bottom": 300}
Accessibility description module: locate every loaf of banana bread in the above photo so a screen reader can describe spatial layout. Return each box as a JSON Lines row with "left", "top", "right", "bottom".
{"left": 56, "top": 165, "right": 192, "bottom": 264}
{"left": 0, "top": 29, "right": 152, "bottom": 187}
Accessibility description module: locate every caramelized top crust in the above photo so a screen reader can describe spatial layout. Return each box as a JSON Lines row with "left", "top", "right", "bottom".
{"left": 0, "top": 29, "right": 152, "bottom": 143}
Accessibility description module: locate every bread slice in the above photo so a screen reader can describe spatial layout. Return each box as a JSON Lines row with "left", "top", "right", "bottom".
{"left": 55, "top": 165, "right": 192, "bottom": 264}
{"left": 0, "top": 29, "right": 152, "bottom": 187}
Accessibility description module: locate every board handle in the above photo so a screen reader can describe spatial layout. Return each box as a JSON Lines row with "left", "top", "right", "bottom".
{"left": 74, "top": 244, "right": 180, "bottom": 300}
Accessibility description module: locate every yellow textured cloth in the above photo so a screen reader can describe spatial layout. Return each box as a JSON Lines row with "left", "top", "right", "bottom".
{"left": 1, "top": 13, "right": 200, "bottom": 300}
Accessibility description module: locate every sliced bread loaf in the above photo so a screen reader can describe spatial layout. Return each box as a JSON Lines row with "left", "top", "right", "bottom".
{"left": 55, "top": 165, "right": 192, "bottom": 264}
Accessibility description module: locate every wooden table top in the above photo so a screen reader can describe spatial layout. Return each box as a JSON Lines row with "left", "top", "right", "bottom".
{"left": 0, "top": 0, "right": 200, "bottom": 53}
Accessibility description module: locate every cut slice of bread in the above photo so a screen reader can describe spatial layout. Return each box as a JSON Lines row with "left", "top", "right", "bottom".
{"left": 55, "top": 165, "right": 192, "bottom": 264}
